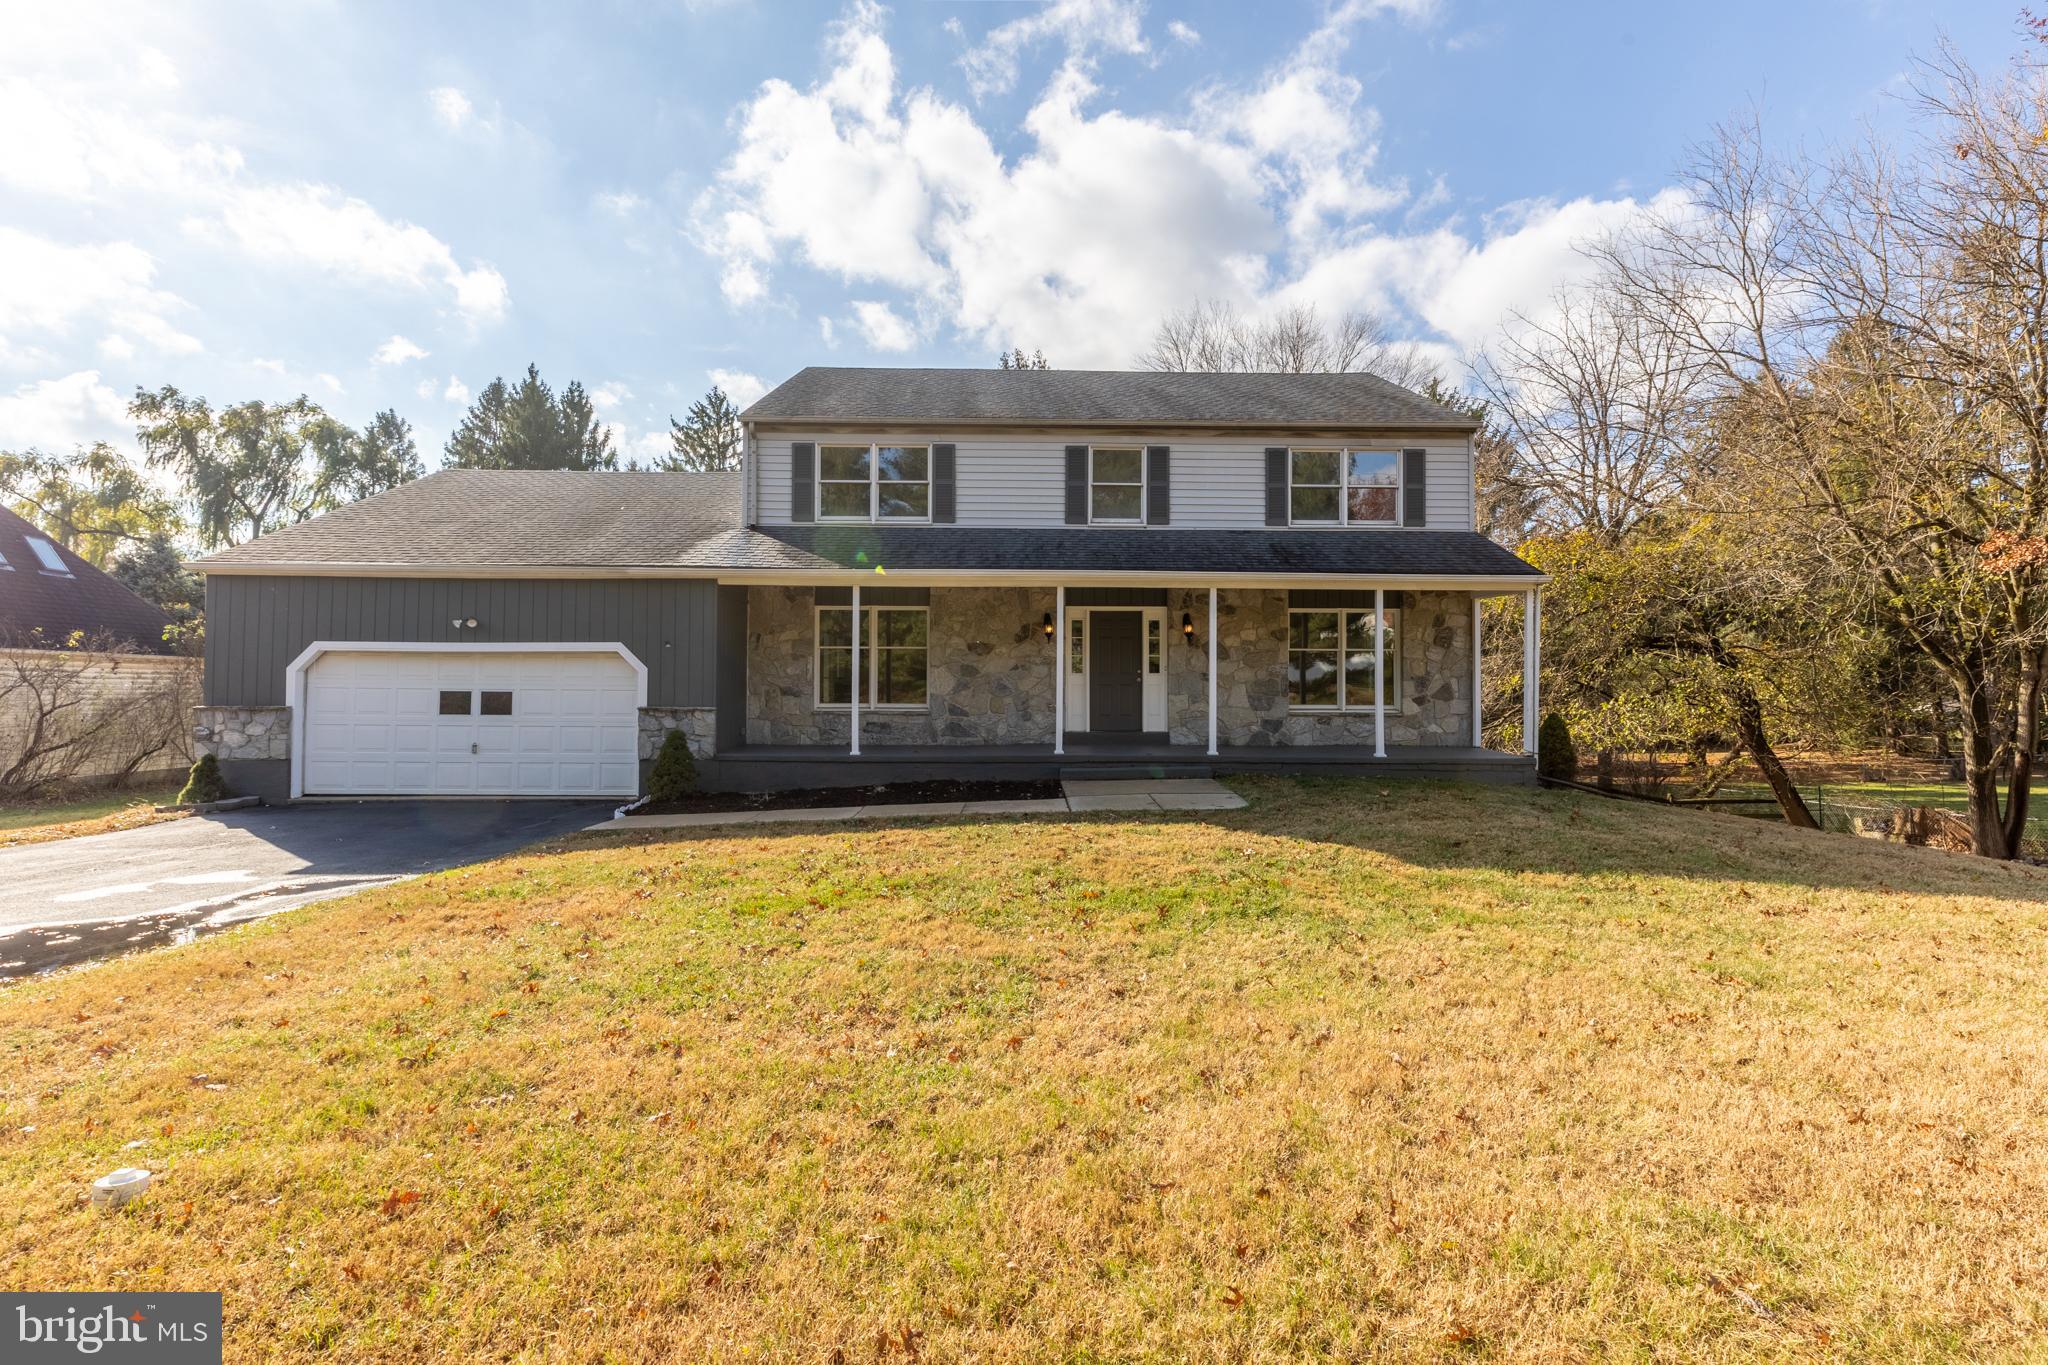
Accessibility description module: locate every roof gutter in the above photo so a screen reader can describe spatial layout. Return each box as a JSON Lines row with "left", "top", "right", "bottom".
{"left": 195, "top": 561, "right": 1546, "bottom": 589}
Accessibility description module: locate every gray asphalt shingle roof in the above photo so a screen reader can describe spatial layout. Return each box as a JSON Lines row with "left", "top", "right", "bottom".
{"left": 196, "top": 469, "right": 743, "bottom": 569}
{"left": 741, "top": 367, "right": 1478, "bottom": 429}
{"left": 695, "top": 526, "right": 1539, "bottom": 578}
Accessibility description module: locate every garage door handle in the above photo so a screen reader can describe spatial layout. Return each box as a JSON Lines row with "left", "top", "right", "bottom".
{"left": 471, "top": 742, "right": 479, "bottom": 755}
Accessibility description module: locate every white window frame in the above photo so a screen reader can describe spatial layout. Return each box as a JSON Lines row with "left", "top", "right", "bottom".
{"left": 814, "top": 604, "right": 930, "bottom": 710}
{"left": 1285, "top": 607, "right": 1401, "bottom": 711}
{"left": 24, "top": 535, "right": 72, "bottom": 575}
{"left": 815, "top": 441, "right": 933, "bottom": 524}
{"left": 1088, "top": 446, "right": 1146, "bottom": 525}
{"left": 1287, "top": 448, "right": 1402, "bottom": 527}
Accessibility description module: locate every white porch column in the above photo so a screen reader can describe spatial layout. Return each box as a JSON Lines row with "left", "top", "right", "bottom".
{"left": 1373, "top": 587, "right": 1388, "bottom": 759}
{"left": 849, "top": 581, "right": 862, "bottom": 757}
{"left": 1206, "top": 587, "right": 1218, "bottom": 757}
{"left": 1471, "top": 595, "right": 1484, "bottom": 748}
{"left": 1053, "top": 584, "right": 1066, "bottom": 756}
{"left": 1522, "top": 587, "right": 1538, "bottom": 758}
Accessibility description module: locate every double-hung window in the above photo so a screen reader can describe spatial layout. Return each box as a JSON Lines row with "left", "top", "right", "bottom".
{"left": 817, "top": 606, "right": 929, "bottom": 708}
{"left": 1090, "top": 447, "right": 1144, "bottom": 523}
{"left": 818, "top": 443, "right": 930, "bottom": 521}
{"left": 1289, "top": 449, "right": 1400, "bottom": 525}
{"left": 1287, "top": 609, "right": 1399, "bottom": 710}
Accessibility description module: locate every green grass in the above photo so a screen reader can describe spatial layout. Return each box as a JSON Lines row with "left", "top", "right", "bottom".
{"left": 3, "top": 777, "right": 2047, "bottom": 1361}
{"left": 0, "top": 783, "right": 182, "bottom": 834}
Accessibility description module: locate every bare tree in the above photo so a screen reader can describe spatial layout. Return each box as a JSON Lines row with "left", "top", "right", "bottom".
{"left": 0, "top": 631, "right": 195, "bottom": 795}
{"left": 1598, "top": 54, "right": 2048, "bottom": 858}
{"left": 1472, "top": 274, "right": 1708, "bottom": 540}
{"left": 1140, "top": 299, "right": 1440, "bottom": 388}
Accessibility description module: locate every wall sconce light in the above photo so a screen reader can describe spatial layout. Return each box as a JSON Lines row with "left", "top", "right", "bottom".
{"left": 1042, "top": 612, "right": 1055, "bottom": 639}
{"left": 451, "top": 617, "right": 479, "bottom": 630}
{"left": 1181, "top": 612, "right": 1196, "bottom": 643}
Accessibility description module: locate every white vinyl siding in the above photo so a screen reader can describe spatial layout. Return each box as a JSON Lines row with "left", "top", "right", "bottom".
{"left": 753, "top": 429, "right": 1474, "bottom": 530}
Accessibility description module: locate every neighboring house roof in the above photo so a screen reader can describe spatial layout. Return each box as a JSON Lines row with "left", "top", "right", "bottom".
{"left": 0, "top": 505, "right": 180, "bottom": 653}
{"left": 698, "top": 525, "right": 1541, "bottom": 580}
{"left": 195, "top": 469, "right": 744, "bottom": 570}
{"left": 741, "top": 367, "right": 1479, "bottom": 430}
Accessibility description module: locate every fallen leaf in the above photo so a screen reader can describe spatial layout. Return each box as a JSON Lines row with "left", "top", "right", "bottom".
{"left": 379, "top": 1189, "right": 420, "bottom": 1217}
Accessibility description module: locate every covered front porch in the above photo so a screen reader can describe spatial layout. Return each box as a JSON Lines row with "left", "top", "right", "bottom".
{"left": 709, "top": 577, "right": 1543, "bottom": 792}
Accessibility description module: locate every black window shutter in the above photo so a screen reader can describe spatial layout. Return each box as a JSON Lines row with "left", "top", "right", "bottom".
{"left": 791, "top": 442, "right": 815, "bottom": 523}
{"left": 1402, "top": 448, "right": 1426, "bottom": 527}
{"left": 1065, "top": 445, "right": 1089, "bottom": 525}
{"left": 931, "top": 443, "right": 956, "bottom": 523}
{"left": 1264, "top": 448, "right": 1289, "bottom": 526}
{"left": 1145, "top": 445, "right": 1170, "bottom": 525}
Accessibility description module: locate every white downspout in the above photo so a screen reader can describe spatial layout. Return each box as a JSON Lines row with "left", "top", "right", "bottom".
{"left": 1206, "top": 587, "right": 1218, "bottom": 757}
{"left": 850, "top": 581, "right": 862, "bottom": 757}
{"left": 1374, "top": 586, "right": 1388, "bottom": 759}
{"left": 1054, "top": 585, "right": 1066, "bottom": 756}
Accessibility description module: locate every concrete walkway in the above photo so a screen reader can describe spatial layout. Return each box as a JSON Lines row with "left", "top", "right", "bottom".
{"left": 586, "top": 776, "right": 1245, "bottom": 832}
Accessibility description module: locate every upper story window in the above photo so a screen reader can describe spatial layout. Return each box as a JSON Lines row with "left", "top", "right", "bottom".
{"left": 819, "top": 443, "right": 930, "bottom": 521}
{"left": 1090, "top": 447, "right": 1144, "bottom": 524}
{"left": 25, "top": 536, "right": 72, "bottom": 575}
{"left": 1290, "top": 449, "right": 1400, "bottom": 526}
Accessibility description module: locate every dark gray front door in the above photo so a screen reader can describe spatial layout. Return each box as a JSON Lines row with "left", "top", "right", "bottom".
{"left": 1089, "top": 611, "right": 1143, "bottom": 732}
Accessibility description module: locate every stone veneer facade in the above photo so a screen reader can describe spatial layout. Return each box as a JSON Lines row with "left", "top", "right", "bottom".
{"left": 191, "top": 704, "right": 291, "bottom": 762}
{"left": 1164, "top": 589, "right": 1473, "bottom": 747}
{"left": 747, "top": 586, "right": 1057, "bottom": 745}
{"left": 744, "top": 586, "right": 1474, "bottom": 749}
{"left": 638, "top": 706, "right": 717, "bottom": 759}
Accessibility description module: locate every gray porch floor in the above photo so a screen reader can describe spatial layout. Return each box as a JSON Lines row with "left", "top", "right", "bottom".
{"left": 697, "top": 741, "right": 1533, "bottom": 792}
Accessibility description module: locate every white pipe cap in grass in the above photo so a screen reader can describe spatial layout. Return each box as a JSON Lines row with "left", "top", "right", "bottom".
{"left": 90, "top": 1167, "right": 151, "bottom": 1208}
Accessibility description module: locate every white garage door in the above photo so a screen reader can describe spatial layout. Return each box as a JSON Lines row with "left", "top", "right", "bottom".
{"left": 303, "top": 650, "right": 640, "bottom": 796}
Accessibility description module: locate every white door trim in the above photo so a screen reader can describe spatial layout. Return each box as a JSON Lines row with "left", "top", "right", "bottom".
{"left": 1063, "top": 607, "right": 1167, "bottom": 737}
{"left": 284, "top": 641, "right": 649, "bottom": 799}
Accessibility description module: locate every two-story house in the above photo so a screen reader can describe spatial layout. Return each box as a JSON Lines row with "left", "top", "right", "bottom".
{"left": 192, "top": 367, "right": 1545, "bottom": 799}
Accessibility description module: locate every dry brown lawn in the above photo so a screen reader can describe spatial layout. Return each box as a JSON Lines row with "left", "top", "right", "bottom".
{"left": 3, "top": 776, "right": 2047, "bottom": 1361}
{"left": 0, "top": 785, "right": 188, "bottom": 848}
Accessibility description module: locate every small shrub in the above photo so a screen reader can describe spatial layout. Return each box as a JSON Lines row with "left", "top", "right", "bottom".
{"left": 1537, "top": 713, "right": 1578, "bottom": 782}
{"left": 177, "top": 753, "right": 228, "bottom": 804}
{"left": 647, "top": 731, "right": 698, "bottom": 802}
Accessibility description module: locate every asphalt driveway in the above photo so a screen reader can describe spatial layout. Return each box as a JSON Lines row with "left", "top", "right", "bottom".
{"left": 0, "top": 800, "right": 609, "bottom": 976}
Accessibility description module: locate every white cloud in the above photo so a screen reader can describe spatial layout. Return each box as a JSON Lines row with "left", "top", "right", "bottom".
{"left": 818, "top": 315, "right": 837, "bottom": 347}
{"left": 0, "top": 228, "right": 201, "bottom": 358}
{"left": 592, "top": 381, "right": 632, "bottom": 410}
{"left": 428, "top": 86, "right": 473, "bottom": 130}
{"left": 695, "top": 1, "right": 1650, "bottom": 369}
{"left": 0, "top": 370, "right": 130, "bottom": 451}
{"left": 316, "top": 373, "right": 343, "bottom": 394}
{"left": 708, "top": 368, "right": 768, "bottom": 406}
{"left": 443, "top": 376, "right": 471, "bottom": 404}
{"left": 0, "top": 30, "right": 510, "bottom": 334}
{"left": 850, "top": 300, "right": 917, "bottom": 352}
{"left": 193, "top": 183, "right": 510, "bottom": 325}
{"left": 372, "top": 334, "right": 429, "bottom": 365}
{"left": 595, "top": 190, "right": 646, "bottom": 216}
{"left": 1167, "top": 20, "right": 1201, "bottom": 45}
{"left": 957, "top": 0, "right": 1148, "bottom": 100}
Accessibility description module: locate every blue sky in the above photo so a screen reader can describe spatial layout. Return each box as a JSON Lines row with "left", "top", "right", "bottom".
{"left": 0, "top": 0, "right": 2017, "bottom": 467}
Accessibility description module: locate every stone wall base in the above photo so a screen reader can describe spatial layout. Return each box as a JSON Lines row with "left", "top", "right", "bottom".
{"left": 192, "top": 705, "right": 291, "bottom": 762}
{"left": 639, "top": 706, "right": 717, "bottom": 760}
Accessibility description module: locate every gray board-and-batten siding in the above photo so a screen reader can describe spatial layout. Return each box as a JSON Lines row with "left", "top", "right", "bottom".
{"left": 202, "top": 575, "right": 726, "bottom": 708}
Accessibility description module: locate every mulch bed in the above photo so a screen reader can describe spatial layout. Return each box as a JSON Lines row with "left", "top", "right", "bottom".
{"left": 639, "top": 777, "right": 1063, "bottom": 816}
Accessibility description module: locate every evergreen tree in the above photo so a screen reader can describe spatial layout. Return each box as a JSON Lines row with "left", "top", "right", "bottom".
{"left": 111, "top": 531, "right": 203, "bottom": 621}
{"left": 444, "top": 364, "right": 617, "bottom": 471}
{"left": 996, "top": 347, "right": 1049, "bottom": 370}
{"left": 663, "top": 385, "right": 743, "bottom": 472}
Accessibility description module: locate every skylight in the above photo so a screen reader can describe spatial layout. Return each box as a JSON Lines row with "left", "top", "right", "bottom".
{"left": 25, "top": 536, "right": 71, "bottom": 575}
